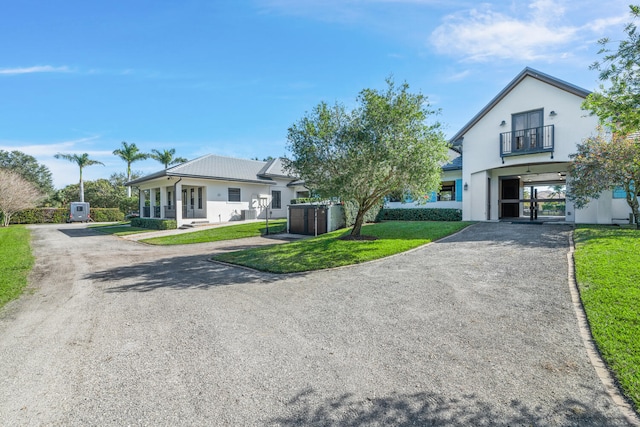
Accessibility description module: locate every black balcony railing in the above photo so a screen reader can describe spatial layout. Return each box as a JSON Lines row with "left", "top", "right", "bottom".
{"left": 500, "top": 124, "right": 554, "bottom": 161}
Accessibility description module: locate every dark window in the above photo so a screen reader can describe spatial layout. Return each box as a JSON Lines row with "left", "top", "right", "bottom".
{"left": 513, "top": 109, "right": 543, "bottom": 151}
{"left": 438, "top": 182, "right": 455, "bottom": 201}
{"left": 228, "top": 188, "right": 241, "bottom": 202}
{"left": 198, "top": 188, "right": 203, "bottom": 209}
{"left": 76, "top": 206, "right": 84, "bottom": 212}
{"left": 190, "top": 188, "right": 195, "bottom": 207}
{"left": 168, "top": 191, "right": 172, "bottom": 207}
{"left": 271, "top": 190, "right": 282, "bottom": 209}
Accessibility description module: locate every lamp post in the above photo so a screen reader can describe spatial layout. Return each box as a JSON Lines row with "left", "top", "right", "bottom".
{"left": 259, "top": 196, "right": 269, "bottom": 235}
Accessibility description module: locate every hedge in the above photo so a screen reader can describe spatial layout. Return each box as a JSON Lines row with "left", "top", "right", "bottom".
{"left": 90, "top": 208, "right": 124, "bottom": 222}
{"left": 10, "top": 208, "right": 68, "bottom": 224}
{"left": 130, "top": 217, "right": 177, "bottom": 230}
{"left": 343, "top": 200, "right": 383, "bottom": 227}
{"left": 9, "top": 207, "right": 124, "bottom": 224}
{"left": 376, "top": 208, "right": 462, "bottom": 222}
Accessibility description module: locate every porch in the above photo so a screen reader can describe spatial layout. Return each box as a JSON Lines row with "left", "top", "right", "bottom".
{"left": 139, "top": 185, "right": 207, "bottom": 222}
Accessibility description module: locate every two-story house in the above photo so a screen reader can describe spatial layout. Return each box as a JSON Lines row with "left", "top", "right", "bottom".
{"left": 450, "top": 67, "right": 631, "bottom": 224}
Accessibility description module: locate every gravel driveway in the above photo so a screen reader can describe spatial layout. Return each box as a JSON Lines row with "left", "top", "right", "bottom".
{"left": 0, "top": 222, "right": 633, "bottom": 425}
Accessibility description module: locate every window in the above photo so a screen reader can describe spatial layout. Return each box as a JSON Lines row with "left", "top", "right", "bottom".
{"left": 76, "top": 205, "right": 84, "bottom": 212}
{"left": 228, "top": 188, "right": 241, "bottom": 202}
{"left": 438, "top": 182, "right": 455, "bottom": 201}
{"left": 198, "top": 188, "right": 202, "bottom": 209}
{"left": 271, "top": 190, "right": 282, "bottom": 209}
{"left": 512, "top": 109, "right": 543, "bottom": 151}
{"left": 168, "top": 190, "right": 172, "bottom": 207}
{"left": 190, "top": 188, "right": 195, "bottom": 207}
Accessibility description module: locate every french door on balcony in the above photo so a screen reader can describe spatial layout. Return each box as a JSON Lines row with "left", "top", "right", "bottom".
{"left": 513, "top": 109, "right": 543, "bottom": 150}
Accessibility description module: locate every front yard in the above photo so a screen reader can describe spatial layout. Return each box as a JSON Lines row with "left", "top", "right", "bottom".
{"left": 213, "top": 221, "right": 472, "bottom": 273}
{"left": 573, "top": 226, "right": 640, "bottom": 412}
{"left": 0, "top": 226, "right": 34, "bottom": 309}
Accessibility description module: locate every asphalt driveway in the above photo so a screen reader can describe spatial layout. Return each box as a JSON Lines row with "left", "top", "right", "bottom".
{"left": 0, "top": 222, "right": 633, "bottom": 425}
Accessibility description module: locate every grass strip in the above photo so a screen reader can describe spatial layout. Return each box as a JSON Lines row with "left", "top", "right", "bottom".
{"left": 141, "top": 219, "right": 287, "bottom": 245}
{"left": 574, "top": 226, "right": 640, "bottom": 411}
{"left": 213, "top": 221, "right": 472, "bottom": 273}
{"left": 0, "top": 226, "right": 34, "bottom": 309}
{"left": 91, "top": 225, "right": 157, "bottom": 236}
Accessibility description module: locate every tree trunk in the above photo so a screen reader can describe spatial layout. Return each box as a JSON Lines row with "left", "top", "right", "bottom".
{"left": 79, "top": 179, "right": 84, "bottom": 202}
{"left": 350, "top": 208, "right": 367, "bottom": 236}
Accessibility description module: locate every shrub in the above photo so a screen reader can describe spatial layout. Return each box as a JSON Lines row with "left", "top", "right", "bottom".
{"left": 9, "top": 207, "right": 124, "bottom": 224}
{"left": 343, "top": 200, "right": 383, "bottom": 227}
{"left": 376, "top": 208, "right": 462, "bottom": 222}
{"left": 10, "top": 208, "right": 68, "bottom": 224}
{"left": 90, "top": 208, "right": 124, "bottom": 222}
{"left": 130, "top": 217, "right": 177, "bottom": 230}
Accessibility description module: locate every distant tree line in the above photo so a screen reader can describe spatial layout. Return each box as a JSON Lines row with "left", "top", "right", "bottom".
{"left": 0, "top": 142, "right": 189, "bottom": 226}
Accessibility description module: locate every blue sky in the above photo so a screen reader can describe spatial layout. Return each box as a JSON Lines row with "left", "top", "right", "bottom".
{"left": 0, "top": 0, "right": 632, "bottom": 188}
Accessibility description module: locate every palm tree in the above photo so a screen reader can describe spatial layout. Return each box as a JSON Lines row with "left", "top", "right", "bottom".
{"left": 54, "top": 153, "right": 104, "bottom": 202}
{"left": 113, "top": 141, "right": 148, "bottom": 197}
{"left": 150, "top": 148, "right": 188, "bottom": 169}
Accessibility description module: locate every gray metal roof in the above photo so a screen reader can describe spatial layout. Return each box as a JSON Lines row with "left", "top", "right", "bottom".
{"left": 442, "top": 155, "right": 462, "bottom": 171}
{"left": 257, "top": 157, "right": 293, "bottom": 178}
{"left": 127, "top": 154, "right": 293, "bottom": 186}
{"left": 449, "top": 67, "right": 591, "bottom": 147}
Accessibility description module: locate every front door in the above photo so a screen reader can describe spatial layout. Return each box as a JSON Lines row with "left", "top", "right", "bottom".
{"left": 501, "top": 178, "right": 520, "bottom": 218}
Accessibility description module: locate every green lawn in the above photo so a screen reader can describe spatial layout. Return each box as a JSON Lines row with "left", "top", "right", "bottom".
{"left": 573, "top": 226, "right": 640, "bottom": 411}
{"left": 0, "top": 226, "right": 34, "bottom": 309}
{"left": 213, "top": 221, "right": 472, "bottom": 273}
{"left": 140, "top": 219, "right": 287, "bottom": 245}
{"left": 89, "top": 222, "right": 157, "bottom": 236}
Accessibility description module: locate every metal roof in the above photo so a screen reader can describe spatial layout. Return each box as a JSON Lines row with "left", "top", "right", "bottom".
{"left": 449, "top": 67, "right": 591, "bottom": 147}
{"left": 127, "top": 154, "right": 295, "bottom": 186}
{"left": 442, "top": 155, "right": 462, "bottom": 171}
{"left": 257, "top": 157, "right": 293, "bottom": 178}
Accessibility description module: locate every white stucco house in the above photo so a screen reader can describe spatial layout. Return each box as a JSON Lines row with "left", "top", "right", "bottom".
{"left": 128, "top": 155, "right": 308, "bottom": 228}
{"left": 447, "top": 67, "right": 632, "bottom": 224}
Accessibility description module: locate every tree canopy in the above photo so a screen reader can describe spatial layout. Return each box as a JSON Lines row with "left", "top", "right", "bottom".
{"left": 582, "top": 5, "right": 640, "bottom": 134}
{"left": 113, "top": 141, "right": 148, "bottom": 197}
{"left": 568, "top": 130, "right": 640, "bottom": 227}
{"left": 0, "top": 150, "right": 54, "bottom": 195}
{"left": 150, "top": 148, "right": 187, "bottom": 169}
{"left": 54, "top": 153, "right": 104, "bottom": 203}
{"left": 285, "top": 78, "right": 449, "bottom": 237}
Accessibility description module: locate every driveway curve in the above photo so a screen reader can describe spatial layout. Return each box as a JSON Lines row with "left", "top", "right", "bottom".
{"left": 0, "top": 222, "right": 633, "bottom": 425}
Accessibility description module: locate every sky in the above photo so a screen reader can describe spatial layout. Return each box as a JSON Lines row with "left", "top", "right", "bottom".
{"left": 0, "top": 0, "right": 632, "bottom": 188}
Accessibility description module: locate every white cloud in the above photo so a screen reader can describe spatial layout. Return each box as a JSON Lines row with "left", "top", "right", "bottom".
{"left": 430, "top": 3, "right": 578, "bottom": 62}
{"left": 429, "top": 0, "right": 634, "bottom": 63}
{"left": 0, "top": 65, "right": 70, "bottom": 75}
{"left": 0, "top": 136, "right": 118, "bottom": 188}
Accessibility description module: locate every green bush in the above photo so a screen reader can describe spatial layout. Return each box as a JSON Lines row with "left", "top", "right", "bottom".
{"left": 9, "top": 207, "right": 124, "bottom": 224}
{"left": 376, "top": 208, "right": 462, "bottom": 222}
{"left": 10, "top": 208, "right": 68, "bottom": 224}
{"left": 130, "top": 217, "right": 177, "bottom": 230}
{"left": 90, "top": 208, "right": 124, "bottom": 222}
{"left": 343, "top": 200, "right": 383, "bottom": 227}
{"left": 290, "top": 197, "right": 329, "bottom": 205}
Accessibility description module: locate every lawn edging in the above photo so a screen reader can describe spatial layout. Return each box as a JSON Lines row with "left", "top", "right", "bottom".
{"left": 568, "top": 230, "right": 640, "bottom": 425}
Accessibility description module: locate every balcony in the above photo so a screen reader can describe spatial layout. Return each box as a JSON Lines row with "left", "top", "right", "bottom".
{"left": 500, "top": 124, "right": 554, "bottom": 161}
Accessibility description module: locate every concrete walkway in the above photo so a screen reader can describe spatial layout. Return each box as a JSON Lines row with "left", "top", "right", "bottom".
{"left": 0, "top": 222, "right": 635, "bottom": 425}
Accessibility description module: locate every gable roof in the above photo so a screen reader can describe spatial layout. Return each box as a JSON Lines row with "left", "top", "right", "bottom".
{"left": 258, "top": 157, "right": 293, "bottom": 178}
{"left": 127, "top": 154, "right": 295, "bottom": 186}
{"left": 449, "top": 67, "right": 591, "bottom": 146}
